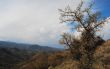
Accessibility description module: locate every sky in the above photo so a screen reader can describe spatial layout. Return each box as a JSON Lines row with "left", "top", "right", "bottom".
{"left": 95, "top": 0, "right": 110, "bottom": 17}
{"left": 94, "top": 0, "right": 110, "bottom": 40}
{"left": 0, "top": 0, "right": 109, "bottom": 48}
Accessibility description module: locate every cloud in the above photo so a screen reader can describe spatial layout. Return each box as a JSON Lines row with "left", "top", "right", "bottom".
{"left": 101, "top": 17, "right": 110, "bottom": 40}
{"left": 0, "top": 0, "right": 83, "bottom": 47}
{"left": 0, "top": 0, "right": 109, "bottom": 48}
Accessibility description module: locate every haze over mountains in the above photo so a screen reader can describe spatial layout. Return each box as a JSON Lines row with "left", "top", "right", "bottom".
{"left": 0, "top": 41, "right": 61, "bottom": 69}
{"left": 0, "top": 41, "right": 61, "bottom": 52}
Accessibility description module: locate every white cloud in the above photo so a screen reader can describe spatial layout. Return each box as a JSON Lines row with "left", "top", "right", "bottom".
{"left": 101, "top": 17, "right": 110, "bottom": 40}
{"left": 0, "top": 0, "right": 83, "bottom": 47}
{"left": 0, "top": 0, "right": 109, "bottom": 48}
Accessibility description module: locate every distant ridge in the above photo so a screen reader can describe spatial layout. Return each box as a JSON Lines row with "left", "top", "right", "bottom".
{"left": 0, "top": 41, "right": 61, "bottom": 69}
{"left": 0, "top": 41, "right": 61, "bottom": 52}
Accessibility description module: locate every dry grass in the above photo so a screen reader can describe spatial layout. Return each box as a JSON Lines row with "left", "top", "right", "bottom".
{"left": 16, "top": 40, "right": 110, "bottom": 69}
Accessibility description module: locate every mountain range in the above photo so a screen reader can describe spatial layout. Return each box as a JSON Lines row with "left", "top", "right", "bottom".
{"left": 0, "top": 41, "right": 61, "bottom": 69}
{"left": 0, "top": 41, "right": 61, "bottom": 52}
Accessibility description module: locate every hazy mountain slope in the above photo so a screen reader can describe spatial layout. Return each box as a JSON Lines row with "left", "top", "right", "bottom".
{"left": 0, "top": 41, "right": 61, "bottom": 52}
{"left": 0, "top": 41, "right": 61, "bottom": 69}
{"left": 0, "top": 47, "right": 34, "bottom": 69}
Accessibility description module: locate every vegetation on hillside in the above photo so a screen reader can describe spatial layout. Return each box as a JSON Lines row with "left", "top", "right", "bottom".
{"left": 59, "top": 1, "right": 109, "bottom": 69}
{"left": 16, "top": 40, "right": 110, "bottom": 69}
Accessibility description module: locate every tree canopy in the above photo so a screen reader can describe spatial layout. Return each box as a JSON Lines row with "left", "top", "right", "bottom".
{"left": 59, "top": 1, "right": 108, "bottom": 69}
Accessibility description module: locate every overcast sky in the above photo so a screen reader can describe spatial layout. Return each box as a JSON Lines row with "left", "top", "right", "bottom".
{"left": 0, "top": 0, "right": 109, "bottom": 48}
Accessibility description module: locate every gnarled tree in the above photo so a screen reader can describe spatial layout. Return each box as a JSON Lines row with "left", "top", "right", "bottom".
{"left": 59, "top": 1, "right": 107, "bottom": 69}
